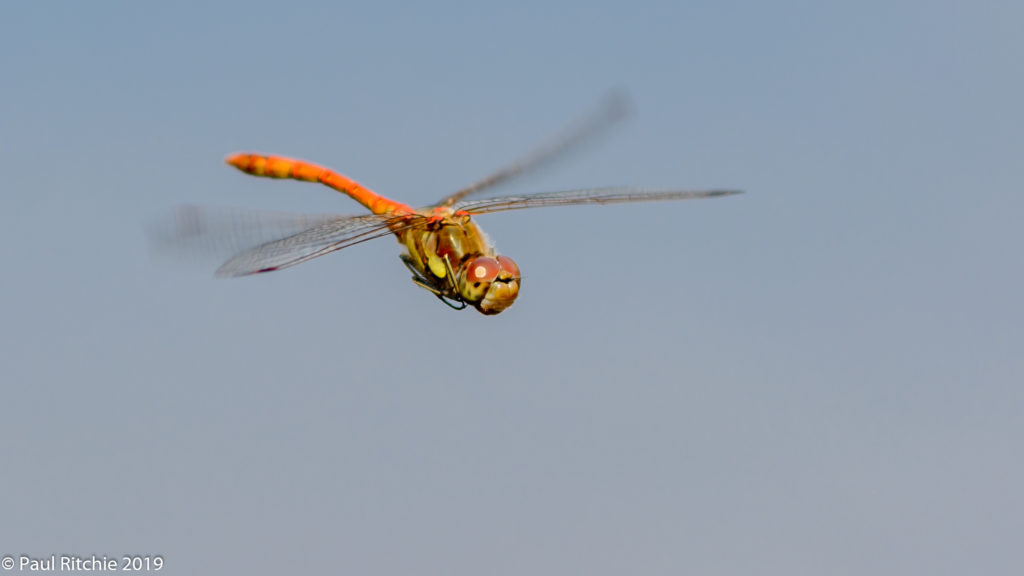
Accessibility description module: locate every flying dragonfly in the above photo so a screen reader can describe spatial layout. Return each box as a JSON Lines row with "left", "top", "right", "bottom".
{"left": 167, "top": 94, "right": 741, "bottom": 315}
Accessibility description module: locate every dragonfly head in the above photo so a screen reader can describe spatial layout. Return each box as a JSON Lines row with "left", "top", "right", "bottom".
{"left": 457, "top": 255, "right": 521, "bottom": 315}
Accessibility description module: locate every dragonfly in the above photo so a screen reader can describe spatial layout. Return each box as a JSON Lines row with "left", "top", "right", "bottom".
{"left": 167, "top": 94, "right": 741, "bottom": 315}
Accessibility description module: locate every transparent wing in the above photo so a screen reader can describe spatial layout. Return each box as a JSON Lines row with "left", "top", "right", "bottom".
{"left": 214, "top": 215, "right": 416, "bottom": 277}
{"left": 451, "top": 187, "right": 743, "bottom": 215}
{"left": 150, "top": 205, "right": 426, "bottom": 277}
{"left": 439, "top": 91, "right": 629, "bottom": 206}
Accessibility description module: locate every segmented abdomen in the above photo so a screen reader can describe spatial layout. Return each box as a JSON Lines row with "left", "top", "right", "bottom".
{"left": 225, "top": 153, "right": 411, "bottom": 216}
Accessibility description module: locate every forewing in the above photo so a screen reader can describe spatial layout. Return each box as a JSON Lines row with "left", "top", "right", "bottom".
{"left": 214, "top": 214, "right": 414, "bottom": 277}
{"left": 451, "top": 187, "right": 743, "bottom": 215}
{"left": 150, "top": 205, "right": 424, "bottom": 277}
{"left": 438, "top": 91, "right": 628, "bottom": 206}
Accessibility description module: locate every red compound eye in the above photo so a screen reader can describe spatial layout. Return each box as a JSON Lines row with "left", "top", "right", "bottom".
{"left": 466, "top": 257, "right": 500, "bottom": 284}
{"left": 496, "top": 255, "right": 520, "bottom": 279}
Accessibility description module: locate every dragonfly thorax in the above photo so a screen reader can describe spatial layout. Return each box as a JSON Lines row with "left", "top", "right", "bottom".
{"left": 399, "top": 217, "right": 520, "bottom": 314}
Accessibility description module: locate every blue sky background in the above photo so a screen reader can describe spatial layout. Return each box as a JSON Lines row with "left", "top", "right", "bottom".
{"left": 2, "top": 1, "right": 1021, "bottom": 574}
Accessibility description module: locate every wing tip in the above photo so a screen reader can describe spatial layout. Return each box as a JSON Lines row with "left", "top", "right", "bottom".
{"left": 214, "top": 264, "right": 277, "bottom": 278}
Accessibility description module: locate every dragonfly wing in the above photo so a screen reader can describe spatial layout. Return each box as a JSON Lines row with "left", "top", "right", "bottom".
{"left": 438, "top": 91, "right": 628, "bottom": 206}
{"left": 152, "top": 205, "right": 424, "bottom": 277}
{"left": 215, "top": 215, "right": 406, "bottom": 277}
{"left": 451, "top": 187, "right": 743, "bottom": 215}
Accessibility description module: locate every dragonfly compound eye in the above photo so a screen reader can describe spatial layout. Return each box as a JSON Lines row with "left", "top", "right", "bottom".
{"left": 496, "top": 255, "right": 520, "bottom": 281}
{"left": 471, "top": 255, "right": 521, "bottom": 315}
{"left": 458, "top": 257, "right": 502, "bottom": 308}
{"left": 467, "top": 257, "right": 500, "bottom": 285}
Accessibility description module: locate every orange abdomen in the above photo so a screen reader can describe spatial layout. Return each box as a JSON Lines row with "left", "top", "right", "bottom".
{"left": 225, "top": 153, "right": 412, "bottom": 216}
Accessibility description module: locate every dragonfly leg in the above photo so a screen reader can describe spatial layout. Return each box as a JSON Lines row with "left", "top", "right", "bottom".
{"left": 436, "top": 294, "right": 468, "bottom": 310}
{"left": 438, "top": 254, "right": 467, "bottom": 310}
{"left": 400, "top": 255, "right": 467, "bottom": 310}
{"left": 442, "top": 253, "right": 460, "bottom": 294}
{"left": 401, "top": 255, "right": 439, "bottom": 294}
